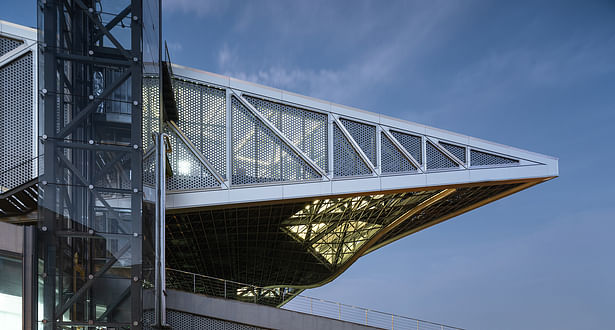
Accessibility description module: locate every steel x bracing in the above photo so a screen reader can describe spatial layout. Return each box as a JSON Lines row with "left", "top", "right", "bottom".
{"left": 37, "top": 0, "right": 156, "bottom": 328}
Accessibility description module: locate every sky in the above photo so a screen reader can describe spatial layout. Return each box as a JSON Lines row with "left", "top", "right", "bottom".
{"left": 2, "top": 0, "right": 614, "bottom": 329}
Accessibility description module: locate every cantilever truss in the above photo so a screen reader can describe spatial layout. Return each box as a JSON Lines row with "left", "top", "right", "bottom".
{"left": 137, "top": 65, "right": 558, "bottom": 305}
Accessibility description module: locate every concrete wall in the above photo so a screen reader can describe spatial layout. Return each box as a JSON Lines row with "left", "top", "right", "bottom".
{"left": 0, "top": 221, "right": 23, "bottom": 254}
{"left": 144, "top": 289, "right": 381, "bottom": 330}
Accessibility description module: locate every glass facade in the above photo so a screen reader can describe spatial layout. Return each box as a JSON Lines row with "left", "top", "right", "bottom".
{"left": 0, "top": 255, "right": 22, "bottom": 330}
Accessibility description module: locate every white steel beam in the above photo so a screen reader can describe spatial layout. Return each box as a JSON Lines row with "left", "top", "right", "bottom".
{"left": 381, "top": 127, "right": 424, "bottom": 173}
{"left": 231, "top": 90, "right": 330, "bottom": 180}
{"left": 167, "top": 121, "right": 228, "bottom": 188}
{"left": 332, "top": 115, "right": 376, "bottom": 175}
{"left": 426, "top": 137, "right": 466, "bottom": 169}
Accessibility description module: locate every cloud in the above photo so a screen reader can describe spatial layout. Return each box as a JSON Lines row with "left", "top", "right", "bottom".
{"left": 217, "top": 1, "right": 463, "bottom": 106}
{"left": 162, "top": 0, "right": 228, "bottom": 17}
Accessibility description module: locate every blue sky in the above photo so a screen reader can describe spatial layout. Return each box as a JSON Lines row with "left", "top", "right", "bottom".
{"left": 2, "top": 0, "right": 614, "bottom": 329}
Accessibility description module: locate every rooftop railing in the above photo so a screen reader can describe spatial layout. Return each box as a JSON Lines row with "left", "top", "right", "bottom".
{"left": 166, "top": 268, "right": 464, "bottom": 330}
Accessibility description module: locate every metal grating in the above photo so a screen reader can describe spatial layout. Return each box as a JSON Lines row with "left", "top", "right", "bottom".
{"left": 374, "top": 183, "right": 522, "bottom": 248}
{"left": 390, "top": 130, "right": 422, "bottom": 165}
{"left": 426, "top": 141, "right": 458, "bottom": 170}
{"left": 0, "top": 36, "right": 23, "bottom": 57}
{"left": 173, "top": 78, "right": 227, "bottom": 177}
{"left": 166, "top": 191, "right": 438, "bottom": 288}
{"left": 339, "top": 118, "right": 376, "bottom": 166}
{"left": 244, "top": 95, "right": 328, "bottom": 171}
{"left": 440, "top": 141, "right": 466, "bottom": 163}
{"left": 164, "top": 127, "right": 220, "bottom": 190}
{"left": 471, "top": 149, "right": 518, "bottom": 166}
{"left": 333, "top": 122, "right": 371, "bottom": 177}
{"left": 0, "top": 53, "right": 34, "bottom": 191}
{"left": 231, "top": 96, "right": 320, "bottom": 185}
{"left": 380, "top": 132, "right": 416, "bottom": 173}
{"left": 142, "top": 76, "right": 160, "bottom": 152}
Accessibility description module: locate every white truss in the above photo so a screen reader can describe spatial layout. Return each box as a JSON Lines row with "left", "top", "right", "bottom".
{"left": 139, "top": 63, "right": 558, "bottom": 210}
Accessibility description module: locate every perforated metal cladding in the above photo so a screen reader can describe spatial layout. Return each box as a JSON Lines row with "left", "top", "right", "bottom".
{"left": 471, "top": 150, "right": 518, "bottom": 166}
{"left": 164, "top": 128, "right": 220, "bottom": 190}
{"left": 0, "top": 53, "right": 34, "bottom": 191}
{"left": 440, "top": 142, "right": 466, "bottom": 163}
{"left": 390, "top": 130, "right": 422, "bottom": 164}
{"left": 173, "top": 78, "right": 226, "bottom": 178}
{"left": 381, "top": 133, "right": 416, "bottom": 173}
{"left": 333, "top": 123, "right": 371, "bottom": 177}
{"left": 339, "top": 118, "right": 376, "bottom": 166}
{"left": 142, "top": 152, "right": 155, "bottom": 186}
{"left": 244, "top": 95, "right": 328, "bottom": 171}
{"left": 426, "top": 141, "right": 458, "bottom": 170}
{"left": 142, "top": 76, "right": 160, "bottom": 152}
{"left": 143, "top": 309, "right": 265, "bottom": 330}
{"left": 231, "top": 96, "right": 320, "bottom": 185}
{"left": 0, "top": 36, "right": 23, "bottom": 57}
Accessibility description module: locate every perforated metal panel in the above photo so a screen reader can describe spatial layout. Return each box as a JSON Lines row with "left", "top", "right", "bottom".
{"left": 173, "top": 78, "right": 227, "bottom": 178}
{"left": 0, "top": 53, "right": 34, "bottom": 191}
{"left": 380, "top": 132, "right": 416, "bottom": 173}
{"left": 244, "top": 95, "right": 328, "bottom": 172}
{"left": 143, "top": 152, "right": 155, "bottom": 186}
{"left": 390, "top": 130, "right": 422, "bottom": 164}
{"left": 333, "top": 122, "right": 371, "bottom": 177}
{"left": 142, "top": 76, "right": 160, "bottom": 152}
{"left": 440, "top": 141, "right": 466, "bottom": 163}
{"left": 231, "top": 96, "right": 320, "bottom": 185}
{"left": 164, "top": 128, "right": 220, "bottom": 190}
{"left": 471, "top": 149, "right": 518, "bottom": 166}
{"left": 339, "top": 118, "right": 376, "bottom": 166}
{"left": 426, "top": 141, "right": 458, "bottom": 170}
{"left": 148, "top": 309, "right": 265, "bottom": 330}
{"left": 142, "top": 310, "right": 154, "bottom": 329}
{"left": 0, "top": 36, "right": 22, "bottom": 57}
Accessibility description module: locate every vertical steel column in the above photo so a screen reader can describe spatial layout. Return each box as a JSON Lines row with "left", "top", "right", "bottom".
{"left": 154, "top": 132, "right": 168, "bottom": 328}
{"left": 23, "top": 225, "right": 37, "bottom": 330}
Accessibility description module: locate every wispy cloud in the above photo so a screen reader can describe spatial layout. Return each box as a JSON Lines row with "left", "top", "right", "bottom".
{"left": 162, "top": 0, "right": 228, "bottom": 17}
{"left": 216, "top": 1, "right": 463, "bottom": 105}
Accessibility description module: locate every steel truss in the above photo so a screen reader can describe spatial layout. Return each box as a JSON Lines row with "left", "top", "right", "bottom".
{"left": 38, "top": 0, "right": 148, "bottom": 328}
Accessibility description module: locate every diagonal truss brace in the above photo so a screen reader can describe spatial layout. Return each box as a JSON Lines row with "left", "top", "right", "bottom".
{"left": 74, "top": 0, "right": 132, "bottom": 59}
{"left": 0, "top": 43, "right": 32, "bottom": 67}
{"left": 93, "top": 5, "right": 132, "bottom": 41}
{"left": 333, "top": 115, "right": 377, "bottom": 175}
{"left": 381, "top": 128, "right": 424, "bottom": 173}
{"left": 167, "top": 120, "right": 228, "bottom": 188}
{"left": 57, "top": 70, "right": 131, "bottom": 138}
{"left": 426, "top": 137, "right": 466, "bottom": 169}
{"left": 231, "top": 90, "right": 330, "bottom": 180}
{"left": 55, "top": 242, "right": 131, "bottom": 319}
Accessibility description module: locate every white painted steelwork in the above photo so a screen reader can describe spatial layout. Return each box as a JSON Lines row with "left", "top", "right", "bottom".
{"left": 141, "top": 63, "right": 557, "bottom": 210}
{"left": 0, "top": 21, "right": 38, "bottom": 192}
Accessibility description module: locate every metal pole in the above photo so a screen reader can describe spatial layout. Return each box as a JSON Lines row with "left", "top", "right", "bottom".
{"left": 392, "top": 314, "right": 394, "bottom": 330}
{"left": 224, "top": 280, "right": 227, "bottom": 299}
{"left": 338, "top": 302, "right": 341, "bottom": 320}
{"left": 193, "top": 273, "right": 195, "bottom": 293}
{"left": 365, "top": 309, "right": 368, "bottom": 325}
{"left": 154, "top": 133, "right": 168, "bottom": 328}
{"left": 310, "top": 297, "right": 313, "bottom": 314}
{"left": 417, "top": 319, "right": 419, "bottom": 330}
{"left": 23, "top": 226, "right": 36, "bottom": 330}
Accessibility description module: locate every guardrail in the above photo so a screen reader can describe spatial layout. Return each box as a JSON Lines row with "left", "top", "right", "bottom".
{"left": 166, "top": 268, "right": 464, "bottom": 330}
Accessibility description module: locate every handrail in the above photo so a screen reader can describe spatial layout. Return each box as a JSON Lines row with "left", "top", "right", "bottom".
{"left": 165, "top": 268, "right": 465, "bottom": 330}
